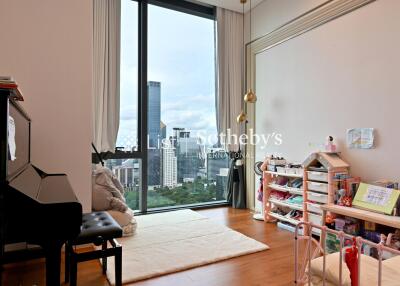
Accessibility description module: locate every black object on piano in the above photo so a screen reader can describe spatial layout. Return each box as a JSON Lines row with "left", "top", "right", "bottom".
{"left": 0, "top": 89, "right": 82, "bottom": 285}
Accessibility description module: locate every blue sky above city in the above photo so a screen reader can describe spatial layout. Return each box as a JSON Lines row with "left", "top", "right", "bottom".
{"left": 117, "top": 1, "right": 217, "bottom": 149}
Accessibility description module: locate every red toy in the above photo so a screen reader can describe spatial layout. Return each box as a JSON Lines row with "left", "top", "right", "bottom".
{"left": 345, "top": 238, "right": 359, "bottom": 286}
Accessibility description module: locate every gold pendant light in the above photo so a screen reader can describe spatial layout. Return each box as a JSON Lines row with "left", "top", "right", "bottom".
{"left": 237, "top": 110, "right": 247, "bottom": 123}
{"left": 244, "top": 88, "right": 256, "bottom": 103}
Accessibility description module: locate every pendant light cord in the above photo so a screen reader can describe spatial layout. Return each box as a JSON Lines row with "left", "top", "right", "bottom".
{"left": 249, "top": 0, "right": 252, "bottom": 89}
{"left": 242, "top": 0, "right": 245, "bottom": 95}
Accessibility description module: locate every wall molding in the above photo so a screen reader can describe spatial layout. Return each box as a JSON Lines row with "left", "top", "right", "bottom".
{"left": 244, "top": 0, "right": 375, "bottom": 210}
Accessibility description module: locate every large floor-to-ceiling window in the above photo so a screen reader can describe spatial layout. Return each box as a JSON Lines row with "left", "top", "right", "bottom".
{"left": 99, "top": 0, "right": 228, "bottom": 213}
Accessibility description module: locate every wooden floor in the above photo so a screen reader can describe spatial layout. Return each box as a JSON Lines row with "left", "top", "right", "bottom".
{"left": 2, "top": 207, "right": 296, "bottom": 286}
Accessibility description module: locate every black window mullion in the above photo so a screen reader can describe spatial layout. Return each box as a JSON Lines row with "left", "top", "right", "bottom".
{"left": 138, "top": 0, "right": 148, "bottom": 213}
{"left": 148, "top": 0, "right": 215, "bottom": 20}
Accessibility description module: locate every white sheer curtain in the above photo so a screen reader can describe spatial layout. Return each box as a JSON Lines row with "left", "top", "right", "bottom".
{"left": 93, "top": 0, "right": 121, "bottom": 152}
{"left": 216, "top": 7, "right": 243, "bottom": 152}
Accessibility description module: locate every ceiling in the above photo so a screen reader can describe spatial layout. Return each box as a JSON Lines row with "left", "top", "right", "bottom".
{"left": 194, "top": 0, "right": 265, "bottom": 13}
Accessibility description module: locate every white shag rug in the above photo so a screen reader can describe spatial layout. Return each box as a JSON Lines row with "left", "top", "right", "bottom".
{"left": 105, "top": 209, "right": 269, "bottom": 285}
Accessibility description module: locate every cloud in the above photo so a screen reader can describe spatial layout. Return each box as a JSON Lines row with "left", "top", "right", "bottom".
{"left": 120, "top": 104, "right": 138, "bottom": 120}
{"left": 119, "top": 3, "right": 218, "bottom": 146}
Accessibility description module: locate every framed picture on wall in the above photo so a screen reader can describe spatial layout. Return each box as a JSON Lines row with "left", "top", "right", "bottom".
{"left": 346, "top": 128, "right": 374, "bottom": 149}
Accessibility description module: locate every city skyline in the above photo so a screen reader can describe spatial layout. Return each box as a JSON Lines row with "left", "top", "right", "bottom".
{"left": 147, "top": 81, "right": 218, "bottom": 188}
{"left": 111, "top": 80, "right": 229, "bottom": 189}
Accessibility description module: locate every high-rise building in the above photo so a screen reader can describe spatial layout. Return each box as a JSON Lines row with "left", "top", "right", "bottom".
{"left": 160, "top": 121, "right": 166, "bottom": 141}
{"left": 206, "top": 148, "right": 229, "bottom": 181}
{"left": 105, "top": 159, "right": 124, "bottom": 171}
{"left": 113, "top": 159, "right": 140, "bottom": 188}
{"left": 172, "top": 127, "right": 186, "bottom": 138}
{"left": 148, "top": 81, "right": 161, "bottom": 186}
{"left": 216, "top": 173, "right": 228, "bottom": 200}
{"left": 162, "top": 139, "right": 177, "bottom": 187}
{"left": 175, "top": 130, "right": 203, "bottom": 182}
{"left": 206, "top": 148, "right": 229, "bottom": 200}
{"left": 148, "top": 81, "right": 161, "bottom": 147}
{"left": 171, "top": 127, "right": 185, "bottom": 148}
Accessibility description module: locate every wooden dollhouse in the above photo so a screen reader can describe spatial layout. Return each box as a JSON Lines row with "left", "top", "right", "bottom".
{"left": 302, "top": 152, "right": 350, "bottom": 232}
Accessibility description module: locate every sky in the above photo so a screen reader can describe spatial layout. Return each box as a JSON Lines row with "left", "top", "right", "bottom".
{"left": 117, "top": 1, "right": 217, "bottom": 150}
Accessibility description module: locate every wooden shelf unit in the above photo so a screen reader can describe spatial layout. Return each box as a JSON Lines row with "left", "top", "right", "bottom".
{"left": 263, "top": 170, "right": 304, "bottom": 224}
{"left": 321, "top": 204, "right": 400, "bottom": 229}
{"left": 262, "top": 153, "right": 351, "bottom": 237}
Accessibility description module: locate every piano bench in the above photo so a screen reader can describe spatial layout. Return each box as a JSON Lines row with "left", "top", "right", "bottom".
{"left": 65, "top": 212, "right": 123, "bottom": 286}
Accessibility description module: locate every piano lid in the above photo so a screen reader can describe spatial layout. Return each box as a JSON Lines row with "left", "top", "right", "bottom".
{"left": 9, "top": 164, "right": 79, "bottom": 204}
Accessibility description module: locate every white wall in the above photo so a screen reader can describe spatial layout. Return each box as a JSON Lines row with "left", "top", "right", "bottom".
{"left": 252, "top": 0, "right": 400, "bottom": 211}
{"left": 245, "top": 0, "right": 326, "bottom": 41}
{"left": 0, "top": 0, "right": 93, "bottom": 211}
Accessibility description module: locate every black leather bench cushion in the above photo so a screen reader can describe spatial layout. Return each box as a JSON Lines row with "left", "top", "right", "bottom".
{"left": 74, "top": 212, "right": 123, "bottom": 245}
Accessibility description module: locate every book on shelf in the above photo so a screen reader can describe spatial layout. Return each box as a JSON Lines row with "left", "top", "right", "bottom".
{"left": 353, "top": 182, "right": 400, "bottom": 215}
{"left": 0, "top": 82, "right": 18, "bottom": 88}
{"left": 0, "top": 76, "right": 14, "bottom": 80}
{"left": 0, "top": 76, "right": 16, "bottom": 84}
{"left": 0, "top": 76, "right": 24, "bottom": 101}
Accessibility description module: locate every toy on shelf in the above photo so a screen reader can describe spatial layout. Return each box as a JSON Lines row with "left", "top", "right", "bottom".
{"left": 364, "top": 221, "right": 376, "bottom": 231}
{"left": 333, "top": 217, "right": 360, "bottom": 236}
{"left": 379, "top": 230, "right": 400, "bottom": 251}
{"left": 325, "top": 135, "right": 337, "bottom": 152}
{"left": 386, "top": 230, "right": 400, "bottom": 250}
{"left": 326, "top": 214, "right": 335, "bottom": 229}
{"left": 262, "top": 155, "right": 286, "bottom": 172}
{"left": 338, "top": 189, "right": 353, "bottom": 207}
{"left": 374, "top": 180, "right": 399, "bottom": 190}
{"left": 378, "top": 230, "right": 400, "bottom": 259}
{"left": 268, "top": 155, "right": 287, "bottom": 167}
{"left": 335, "top": 174, "right": 360, "bottom": 207}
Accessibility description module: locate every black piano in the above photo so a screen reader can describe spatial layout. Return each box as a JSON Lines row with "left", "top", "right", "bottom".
{"left": 0, "top": 89, "right": 82, "bottom": 285}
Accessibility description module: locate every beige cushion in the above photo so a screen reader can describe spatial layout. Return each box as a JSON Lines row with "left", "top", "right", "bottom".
{"left": 310, "top": 252, "right": 400, "bottom": 286}
{"left": 107, "top": 209, "right": 135, "bottom": 226}
{"left": 383, "top": 255, "right": 400, "bottom": 271}
{"left": 107, "top": 209, "right": 137, "bottom": 236}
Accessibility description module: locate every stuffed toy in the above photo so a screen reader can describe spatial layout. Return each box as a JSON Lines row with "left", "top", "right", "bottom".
{"left": 92, "top": 165, "right": 137, "bottom": 236}
{"left": 92, "top": 166, "right": 127, "bottom": 212}
{"left": 325, "top": 135, "right": 337, "bottom": 152}
{"left": 345, "top": 238, "right": 359, "bottom": 286}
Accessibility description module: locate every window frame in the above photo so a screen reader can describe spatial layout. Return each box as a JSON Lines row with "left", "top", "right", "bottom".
{"left": 93, "top": 0, "right": 226, "bottom": 214}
